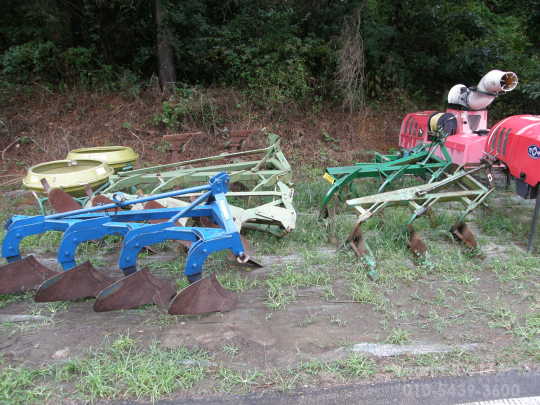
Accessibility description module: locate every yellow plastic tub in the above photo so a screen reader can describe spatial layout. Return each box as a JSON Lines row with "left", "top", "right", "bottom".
{"left": 66, "top": 146, "right": 138, "bottom": 171}
{"left": 23, "top": 159, "right": 113, "bottom": 195}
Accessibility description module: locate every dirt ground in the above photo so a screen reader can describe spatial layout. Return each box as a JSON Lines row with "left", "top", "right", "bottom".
{"left": 0, "top": 88, "right": 538, "bottom": 403}
{"left": 0, "top": 184, "right": 538, "bottom": 403}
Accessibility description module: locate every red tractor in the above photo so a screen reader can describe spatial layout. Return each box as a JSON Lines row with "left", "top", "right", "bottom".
{"left": 398, "top": 70, "right": 540, "bottom": 251}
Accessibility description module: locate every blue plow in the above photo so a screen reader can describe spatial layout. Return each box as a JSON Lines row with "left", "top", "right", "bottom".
{"left": 0, "top": 172, "right": 247, "bottom": 315}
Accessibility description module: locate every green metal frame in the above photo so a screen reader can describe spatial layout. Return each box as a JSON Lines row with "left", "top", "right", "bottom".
{"left": 321, "top": 139, "right": 452, "bottom": 214}
{"left": 103, "top": 134, "right": 291, "bottom": 195}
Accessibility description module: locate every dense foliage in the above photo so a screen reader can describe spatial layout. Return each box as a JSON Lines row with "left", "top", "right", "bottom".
{"left": 1, "top": 0, "right": 538, "bottom": 110}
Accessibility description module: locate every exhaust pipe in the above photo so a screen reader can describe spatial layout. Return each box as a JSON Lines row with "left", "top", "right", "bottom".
{"left": 447, "top": 70, "right": 518, "bottom": 110}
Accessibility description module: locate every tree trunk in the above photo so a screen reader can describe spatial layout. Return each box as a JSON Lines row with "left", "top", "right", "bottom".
{"left": 155, "top": 0, "right": 176, "bottom": 94}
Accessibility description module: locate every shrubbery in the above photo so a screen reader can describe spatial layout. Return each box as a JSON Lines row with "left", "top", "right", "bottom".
{"left": 0, "top": 0, "right": 538, "bottom": 110}
{"left": 153, "top": 86, "right": 223, "bottom": 132}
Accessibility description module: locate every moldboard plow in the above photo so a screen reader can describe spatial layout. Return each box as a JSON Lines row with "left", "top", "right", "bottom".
{"left": 0, "top": 172, "right": 247, "bottom": 315}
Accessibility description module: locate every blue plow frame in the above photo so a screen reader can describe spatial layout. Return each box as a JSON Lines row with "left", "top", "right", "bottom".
{"left": 2, "top": 172, "right": 245, "bottom": 280}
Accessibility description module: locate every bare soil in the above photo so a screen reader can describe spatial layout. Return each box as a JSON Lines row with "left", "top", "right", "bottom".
{"left": 0, "top": 87, "right": 408, "bottom": 179}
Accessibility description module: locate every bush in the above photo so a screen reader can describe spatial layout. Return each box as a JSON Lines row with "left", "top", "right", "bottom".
{"left": 153, "top": 86, "right": 223, "bottom": 132}
{"left": 1, "top": 41, "right": 140, "bottom": 91}
{"left": 1, "top": 41, "right": 60, "bottom": 82}
{"left": 210, "top": 8, "right": 312, "bottom": 104}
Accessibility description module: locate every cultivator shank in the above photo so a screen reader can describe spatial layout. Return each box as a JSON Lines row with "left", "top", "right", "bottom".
{"left": 1, "top": 173, "right": 248, "bottom": 315}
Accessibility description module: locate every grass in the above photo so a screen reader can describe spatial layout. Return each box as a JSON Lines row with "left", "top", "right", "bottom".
{"left": 489, "top": 250, "right": 540, "bottom": 282}
{"left": 222, "top": 344, "right": 240, "bottom": 357}
{"left": 0, "top": 171, "right": 539, "bottom": 401}
{"left": 449, "top": 271, "right": 478, "bottom": 285}
{"left": 146, "top": 256, "right": 186, "bottom": 275}
{"left": 0, "top": 291, "right": 33, "bottom": 309}
{"left": 217, "top": 272, "right": 258, "bottom": 292}
{"left": 297, "top": 354, "right": 376, "bottom": 380}
{"left": 385, "top": 328, "right": 411, "bottom": 345}
{"left": 513, "top": 311, "right": 540, "bottom": 341}
{"left": 486, "top": 302, "right": 539, "bottom": 343}
{"left": 0, "top": 366, "right": 53, "bottom": 405}
{"left": 60, "top": 336, "right": 208, "bottom": 401}
{"left": 346, "top": 269, "right": 388, "bottom": 311}
{"left": 0, "top": 335, "right": 210, "bottom": 404}
{"left": 349, "top": 282, "right": 379, "bottom": 305}
{"left": 142, "top": 312, "right": 183, "bottom": 327}
{"left": 487, "top": 305, "right": 517, "bottom": 331}
{"left": 384, "top": 364, "right": 412, "bottom": 377}
{"left": 264, "top": 263, "right": 333, "bottom": 309}
{"left": 266, "top": 368, "right": 300, "bottom": 392}
{"left": 335, "top": 354, "right": 376, "bottom": 378}
{"left": 19, "top": 231, "right": 64, "bottom": 254}
{"left": 217, "top": 368, "right": 262, "bottom": 393}
{"left": 407, "top": 350, "right": 482, "bottom": 375}
{"left": 478, "top": 204, "right": 529, "bottom": 240}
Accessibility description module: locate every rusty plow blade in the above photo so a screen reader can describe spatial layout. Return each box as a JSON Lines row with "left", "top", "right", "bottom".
{"left": 91, "top": 195, "right": 117, "bottom": 212}
{"left": 168, "top": 273, "right": 237, "bottom": 315}
{"left": 347, "top": 221, "right": 368, "bottom": 257}
{"left": 41, "top": 179, "right": 81, "bottom": 213}
{"left": 407, "top": 225, "right": 427, "bottom": 257}
{"left": 93, "top": 268, "right": 176, "bottom": 312}
{"left": 48, "top": 188, "right": 81, "bottom": 212}
{"left": 35, "top": 262, "right": 117, "bottom": 302}
{"left": 451, "top": 222, "right": 477, "bottom": 249}
{"left": 0, "top": 256, "right": 58, "bottom": 294}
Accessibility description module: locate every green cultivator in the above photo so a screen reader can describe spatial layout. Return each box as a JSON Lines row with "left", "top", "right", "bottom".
{"left": 344, "top": 165, "right": 493, "bottom": 276}
{"left": 101, "top": 134, "right": 296, "bottom": 236}
{"left": 321, "top": 133, "right": 452, "bottom": 216}
{"left": 102, "top": 133, "right": 291, "bottom": 195}
{"left": 321, "top": 129, "right": 495, "bottom": 277}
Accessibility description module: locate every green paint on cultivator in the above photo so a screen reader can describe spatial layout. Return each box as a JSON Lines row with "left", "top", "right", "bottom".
{"left": 345, "top": 165, "right": 494, "bottom": 276}
{"left": 99, "top": 134, "right": 296, "bottom": 236}
{"left": 321, "top": 134, "right": 452, "bottom": 216}
{"left": 103, "top": 133, "right": 291, "bottom": 195}
{"left": 319, "top": 131, "right": 490, "bottom": 278}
